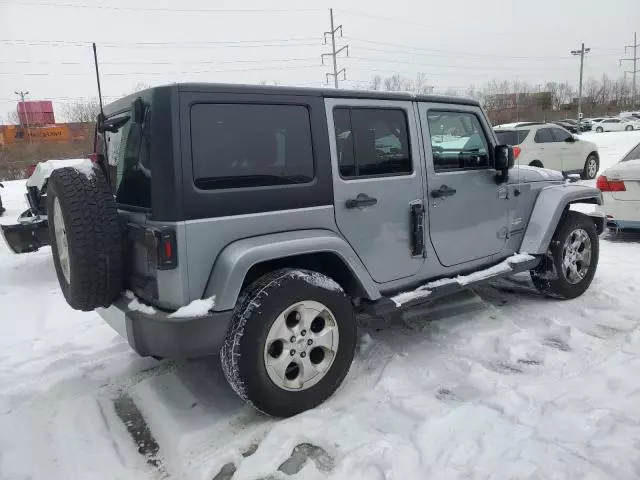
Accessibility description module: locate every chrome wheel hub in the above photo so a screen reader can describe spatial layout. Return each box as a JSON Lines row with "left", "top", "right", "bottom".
{"left": 561, "top": 228, "right": 592, "bottom": 284}
{"left": 263, "top": 300, "right": 339, "bottom": 391}
{"left": 587, "top": 158, "right": 597, "bottom": 178}
{"left": 53, "top": 197, "right": 71, "bottom": 283}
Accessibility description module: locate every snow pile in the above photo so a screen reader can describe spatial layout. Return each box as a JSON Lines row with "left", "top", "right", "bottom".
{"left": 391, "top": 287, "right": 431, "bottom": 307}
{"left": 25, "top": 158, "right": 89, "bottom": 188}
{"left": 125, "top": 290, "right": 156, "bottom": 315}
{"left": 73, "top": 159, "right": 96, "bottom": 179}
{"left": 169, "top": 296, "right": 216, "bottom": 318}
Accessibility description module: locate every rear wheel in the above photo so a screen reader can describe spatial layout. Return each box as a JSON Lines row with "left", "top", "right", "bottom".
{"left": 596, "top": 126, "right": 604, "bottom": 133}
{"left": 220, "top": 269, "right": 356, "bottom": 417}
{"left": 531, "top": 211, "right": 599, "bottom": 299}
{"left": 625, "top": 125, "right": 634, "bottom": 131}
{"left": 581, "top": 154, "right": 599, "bottom": 180}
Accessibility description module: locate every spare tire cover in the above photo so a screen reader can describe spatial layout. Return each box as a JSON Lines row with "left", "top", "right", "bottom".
{"left": 47, "top": 165, "right": 123, "bottom": 311}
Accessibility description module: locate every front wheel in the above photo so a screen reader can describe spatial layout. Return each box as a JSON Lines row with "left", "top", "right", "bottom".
{"left": 220, "top": 269, "right": 356, "bottom": 417}
{"left": 625, "top": 125, "right": 634, "bottom": 131}
{"left": 531, "top": 211, "right": 599, "bottom": 299}
{"left": 596, "top": 127, "right": 604, "bottom": 133}
{"left": 581, "top": 154, "right": 599, "bottom": 180}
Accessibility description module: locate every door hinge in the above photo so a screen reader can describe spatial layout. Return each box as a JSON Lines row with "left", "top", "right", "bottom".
{"left": 410, "top": 201, "right": 425, "bottom": 257}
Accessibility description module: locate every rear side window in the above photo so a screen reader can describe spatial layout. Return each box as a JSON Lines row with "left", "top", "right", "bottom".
{"left": 534, "top": 128, "right": 554, "bottom": 143}
{"left": 103, "top": 111, "right": 151, "bottom": 209}
{"left": 191, "top": 104, "right": 314, "bottom": 189}
{"left": 333, "top": 107, "right": 412, "bottom": 178}
{"left": 495, "top": 130, "right": 529, "bottom": 145}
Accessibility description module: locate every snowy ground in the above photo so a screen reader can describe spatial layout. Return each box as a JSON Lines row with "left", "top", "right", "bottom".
{"left": 2, "top": 131, "right": 640, "bottom": 480}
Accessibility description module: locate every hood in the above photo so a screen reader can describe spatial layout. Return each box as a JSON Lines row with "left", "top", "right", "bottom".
{"left": 26, "top": 159, "right": 89, "bottom": 190}
{"left": 508, "top": 165, "right": 564, "bottom": 184}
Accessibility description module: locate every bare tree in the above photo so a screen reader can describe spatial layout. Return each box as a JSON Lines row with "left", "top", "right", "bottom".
{"left": 60, "top": 98, "right": 100, "bottom": 123}
{"left": 3, "top": 110, "right": 20, "bottom": 125}
{"left": 369, "top": 75, "right": 382, "bottom": 91}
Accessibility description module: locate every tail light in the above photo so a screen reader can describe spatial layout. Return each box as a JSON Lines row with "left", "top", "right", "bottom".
{"left": 513, "top": 146, "right": 521, "bottom": 159}
{"left": 596, "top": 175, "right": 626, "bottom": 192}
{"left": 88, "top": 152, "right": 98, "bottom": 163}
{"left": 155, "top": 230, "right": 178, "bottom": 270}
{"left": 26, "top": 164, "right": 36, "bottom": 178}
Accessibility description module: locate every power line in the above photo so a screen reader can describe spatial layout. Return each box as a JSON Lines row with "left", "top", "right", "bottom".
{"left": 0, "top": 1, "right": 322, "bottom": 14}
{"left": 322, "top": 8, "right": 348, "bottom": 88}
{"left": 0, "top": 39, "right": 323, "bottom": 49}
{"left": 0, "top": 57, "right": 321, "bottom": 66}
{"left": 345, "top": 56, "right": 577, "bottom": 72}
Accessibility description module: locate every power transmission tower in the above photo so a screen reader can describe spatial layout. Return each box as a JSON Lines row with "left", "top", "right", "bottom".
{"left": 14, "top": 90, "right": 32, "bottom": 143}
{"left": 619, "top": 32, "right": 639, "bottom": 109}
{"left": 571, "top": 43, "right": 590, "bottom": 126}
{"left": 322, "top": 8, "right": 348, "bottom": 88}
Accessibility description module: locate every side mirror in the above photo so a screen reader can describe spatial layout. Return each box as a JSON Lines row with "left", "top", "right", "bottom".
{"left": 565, "top": 136, "right": 576, "bottom": 143}
{"left": 494, "top": 145, "right": 514, "bottom": 171}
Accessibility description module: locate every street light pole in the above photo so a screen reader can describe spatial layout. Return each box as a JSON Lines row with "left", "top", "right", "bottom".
{"left": 571, "top": 43, "right": 590, "bottom": 128}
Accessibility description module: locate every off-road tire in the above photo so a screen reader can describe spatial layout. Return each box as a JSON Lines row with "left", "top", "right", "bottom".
{"left": 530, "top": 211, "right": 599, "bottom": 299}
{"left": 220, "top": 269, "right": 356, "bottom": 417}
{"left": 581, "top": 153, "right": 599, "bottom": 180}
{"left": 47, "top": 166, "right": 123, "bottom": 311}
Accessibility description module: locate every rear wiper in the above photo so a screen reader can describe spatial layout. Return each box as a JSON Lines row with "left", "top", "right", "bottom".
{"left": 99, "top": 115, "right": 130, "bottom": 133}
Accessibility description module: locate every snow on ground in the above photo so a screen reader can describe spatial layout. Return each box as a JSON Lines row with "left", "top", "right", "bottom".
{"left": 2, "top": 135, "right": 640, "bottom": 479}
{"left": 578, "top": 130, "right": 640, "bottom": 177}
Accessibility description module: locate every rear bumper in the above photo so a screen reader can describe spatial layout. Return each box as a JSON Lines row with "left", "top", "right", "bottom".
{"left": 97, "top": 297, "right": 233, "bottom": 359}
{"left": 606, "top": 219, "right": 640, "bottom": 230}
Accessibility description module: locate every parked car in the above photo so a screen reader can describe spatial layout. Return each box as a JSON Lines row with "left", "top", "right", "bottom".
{"left": 593, "top": 118, "right": 637, "bottom": 132}
{"left": 561, "top": 119, "right": 590, "bottom": 132}
{"left": 28, "top": 84, "right": 604, "bottom": 417}
{"left": 494, "top": 122, "right": 600, "bottom": 179}
{"left": 597, "top": 141, "right": 640, "bottom": 230}
{"left": 552, "top": 120, "right": 579, "bottom": 134}
{"left": 0, "top": 159, "right": 88, "bottom": 253}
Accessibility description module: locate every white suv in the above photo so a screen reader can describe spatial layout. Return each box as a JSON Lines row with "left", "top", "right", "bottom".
{"left": 494, "top": 122, "right": 600, "bottom": 179}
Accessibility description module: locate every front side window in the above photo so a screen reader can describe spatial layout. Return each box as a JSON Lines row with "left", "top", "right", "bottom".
{"left": 534, "top": 128, "right": 554, "bottom": 143}
{"left": 551, "top": 128, "right": 572, "bottom": 142}
{"left": 333, "top": 107, "right": 412, "bottom": 178}
{"left": 191, "top": 104, "right": 314, "bottom": 189}
{"left": 426, "top": 110, "right": 490, "bottom": 171}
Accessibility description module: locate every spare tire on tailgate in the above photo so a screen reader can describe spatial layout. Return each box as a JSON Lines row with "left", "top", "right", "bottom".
{"left": 47, "top": 165, "right": 123, "bottom": 311}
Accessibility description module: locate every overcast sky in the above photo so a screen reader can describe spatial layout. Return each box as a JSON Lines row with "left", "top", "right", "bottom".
{"left": 1, "top": 0, "right": 639, "bottom": 121}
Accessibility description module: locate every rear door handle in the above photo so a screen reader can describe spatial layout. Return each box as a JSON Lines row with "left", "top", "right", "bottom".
{"left": 430, "top": 185, "right": 457, "bottom": 198}
{"left": 346, "top": 193, "right": 378, "bottom": 209}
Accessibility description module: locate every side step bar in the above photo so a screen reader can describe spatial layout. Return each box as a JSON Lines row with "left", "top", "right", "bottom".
{"left": 357, "top": 255, "right": 540, "bottom": 327}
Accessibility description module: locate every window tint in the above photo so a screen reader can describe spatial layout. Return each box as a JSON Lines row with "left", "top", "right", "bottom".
{"left": 551, "top": 128, "right": 572, "bottom": 142}
{"left": 333, "top": 107, "right": 412, "bottom": 177}
{"left": 495, "top": 129, "right": 529, "bottom": 145}
{"left": 534, "top": 128, "right": 554, "bottom": 143}
{"left": 622, "top": 143, "right": 640, "bottom": 162}
{"left": 191, "top": 104, "right": 314, "bottom": 189}
{"left": 427, "top": 111, "right": 489, "bottom": 171}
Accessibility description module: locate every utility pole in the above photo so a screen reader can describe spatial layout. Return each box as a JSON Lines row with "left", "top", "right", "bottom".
{"left": 14, "top": 90, "right": 32, "bottom": 143}
{"left": 571, "top": 43, "right": 590, "bottom": 127}
{"left": 322, "top": 8, "right": 348, "bottom": 88}
{"left": 620, "top": 32, "right": 639, "bottom": 109}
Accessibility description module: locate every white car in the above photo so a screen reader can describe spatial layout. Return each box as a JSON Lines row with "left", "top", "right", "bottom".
{"left": 593, "top": 118, "right": 638, "bottom": 132}
{"left": 597, "top": 141, "right": 640, "bottom": 230}
{"left": 494, "top": 122, "right": 600, "bottom": 179}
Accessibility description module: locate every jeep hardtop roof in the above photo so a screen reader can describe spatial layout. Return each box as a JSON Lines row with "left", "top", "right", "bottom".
{"left": 103, "top": 82, "right": 480, "bottom": 116}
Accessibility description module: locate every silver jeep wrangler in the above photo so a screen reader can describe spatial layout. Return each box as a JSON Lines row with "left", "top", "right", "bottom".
{"left": 44, "top": 83, "right": 604, "bottom": 417}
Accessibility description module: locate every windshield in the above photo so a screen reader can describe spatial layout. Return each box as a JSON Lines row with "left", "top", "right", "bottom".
{"left": 495, "top": 130, "right": 529, "bottom": 145}
{"left": 622, "top": 143, "right": 640, "bottom": 162}
{"left": 99, "top": 109, "right": 151, "bottom": 209}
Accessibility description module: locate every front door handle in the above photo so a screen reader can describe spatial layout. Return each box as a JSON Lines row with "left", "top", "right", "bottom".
{"left": 346, "top": 193, "right": 378, "bottom": 209}
{"left": 430, "top": 185, "right": 457, "bottom": 198}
